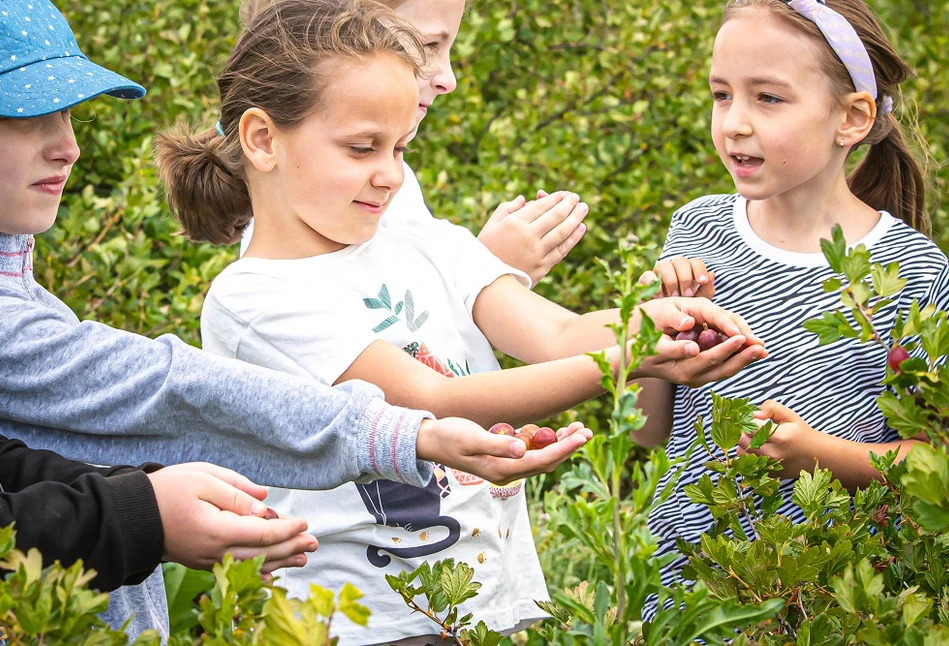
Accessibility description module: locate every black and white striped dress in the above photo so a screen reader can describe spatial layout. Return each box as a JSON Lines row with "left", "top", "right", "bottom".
{"left": 649, "top": 193, "right": 949, "bottom": 589}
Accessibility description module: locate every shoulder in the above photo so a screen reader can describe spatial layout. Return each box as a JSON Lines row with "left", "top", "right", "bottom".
{"left": 873, "top": 217, "right": 949, "bottom": 278}
{"left": 870, "top": 217, "right": 949, "bottom": 305}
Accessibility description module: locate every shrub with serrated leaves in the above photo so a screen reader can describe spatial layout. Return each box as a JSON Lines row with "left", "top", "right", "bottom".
{"left": 676, "top": 228, "right": 949, "bottom": 644}
{"left": 0, "top": 523, "right": 368, "bottom": 645}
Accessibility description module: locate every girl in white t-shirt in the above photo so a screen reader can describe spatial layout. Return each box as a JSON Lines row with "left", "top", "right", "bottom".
{"left": 238, "top": 0, "right": 597, "bottom": 289}
{"left": 156, "top": 1, "right": 765, "bottom": 642}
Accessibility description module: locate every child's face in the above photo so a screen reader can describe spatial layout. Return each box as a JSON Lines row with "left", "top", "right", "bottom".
{"left": 0, "top": 111, "right": 80, "bottom": 235}
{"left": 395, "top": 0, "right": 465, "bottom": 140}
{"left": 709, "top": 9, "right": 845, "bottom": 203}
{"left": 269, "top": 53, "right": 418, "bottom": 252}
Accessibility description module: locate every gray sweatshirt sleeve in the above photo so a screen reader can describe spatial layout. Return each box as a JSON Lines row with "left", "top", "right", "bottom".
{"left": 0, "top": 295, "right": 434, "bottom": 489}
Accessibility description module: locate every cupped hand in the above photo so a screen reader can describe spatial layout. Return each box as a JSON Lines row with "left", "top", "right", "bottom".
{"left": 148, "top": 463, "right": 319, "bottom": 573}
{"left": 629, "top": 297, "right": 767, "bottom": 387}
{"left": 416, "top": 418, "right": 591, "bottom": 485}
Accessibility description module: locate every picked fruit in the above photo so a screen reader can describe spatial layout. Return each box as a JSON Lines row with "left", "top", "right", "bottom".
{"left": 488, "top": 422, "right": 558, "bottom": 450}
{"left": 697, "top": 327, "right": 728, "bottom": 351}
{"left": 489, "top": 422, "right": 516, "bottom": 436}
{"left": 675, "top": 329, "right": 700, "bottom": 343}
{"left": 532, "top": 427, "right": 558, "bottom": 449}
{"left": 888, "top": 345, "right": 911, "bottom": 372}
{"left": 262, "top": 507, "right": 279, "bottom": 520}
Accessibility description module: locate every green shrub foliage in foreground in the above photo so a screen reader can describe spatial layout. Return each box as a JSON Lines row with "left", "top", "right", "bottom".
{"left": 380, "top": 232, "right": 949, "bottom": 644}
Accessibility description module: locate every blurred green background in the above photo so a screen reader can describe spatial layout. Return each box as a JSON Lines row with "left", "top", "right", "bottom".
{"left": 44, "top": 0, "right": 947, "bottom": 385}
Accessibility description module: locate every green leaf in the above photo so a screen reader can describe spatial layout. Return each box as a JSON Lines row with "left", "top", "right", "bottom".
{"left": 820, "top": 225, "right": 847, "bottom": 274}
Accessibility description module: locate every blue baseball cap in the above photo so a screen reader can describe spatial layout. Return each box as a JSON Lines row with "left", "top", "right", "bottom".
{"left": 0, "top": 0, "right": 145, "bottom": 118}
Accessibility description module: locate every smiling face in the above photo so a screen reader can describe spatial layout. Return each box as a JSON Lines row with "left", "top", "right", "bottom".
{"left": 260, "top": 52, "right": 419, "bottom": 255}
{"left": 709, "top": 9, "right": 847, "bottom": 203}
{"left": 0, "top": 111, "right": 80, "bottom": 235}
{"left": 390, "top": 0, "right": 465, "bottom": 139}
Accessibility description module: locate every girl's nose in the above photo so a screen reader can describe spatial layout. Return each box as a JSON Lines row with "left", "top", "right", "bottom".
{"left": 431, "top": 55, "right": 457, "bottom": 96}
{"left": 46, "top": 112, "right": 80, "bottom": 166}
{"left": 371, "top": 155, "right": 405, "bottom": 191}
{"left": 721, "top": 103, "right": 753, "bottom": 139}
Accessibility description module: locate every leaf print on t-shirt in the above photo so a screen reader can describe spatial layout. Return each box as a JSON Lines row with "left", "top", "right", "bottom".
{"left": 363, "top": 284, "right": 429, "bottom": 333}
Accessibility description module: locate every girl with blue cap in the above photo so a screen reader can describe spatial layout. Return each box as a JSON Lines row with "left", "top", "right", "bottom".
{"left": 0, "top": 0, "right": 586, "bottom": 639}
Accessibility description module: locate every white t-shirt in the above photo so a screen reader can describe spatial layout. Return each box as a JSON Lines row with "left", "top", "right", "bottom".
{"left": 205, "top": 219, "right": 548, "bottom": 643}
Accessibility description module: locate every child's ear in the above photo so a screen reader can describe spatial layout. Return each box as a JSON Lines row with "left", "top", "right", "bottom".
{"left": 837, "top": 91, "right": 877, "bottom": 147}
{"left": 239, "top": 108, "right": 277, "bottom": 173}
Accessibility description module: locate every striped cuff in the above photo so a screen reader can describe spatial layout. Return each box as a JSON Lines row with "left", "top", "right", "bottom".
{"left": 359, "top": 397, "right": 434, "bottom": 487}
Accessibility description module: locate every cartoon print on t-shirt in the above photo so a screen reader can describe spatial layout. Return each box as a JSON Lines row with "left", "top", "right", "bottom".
{"left": 354, "top": 469, "right": 461, "bottom": 568}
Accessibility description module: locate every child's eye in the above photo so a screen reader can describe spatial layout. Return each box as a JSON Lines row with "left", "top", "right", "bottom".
{"left": 395, "top": 146, "right": 413, "bottom": 156}
{"left": 425, "top": 41, "right": 440, "bottom": 51}
{"left": 349, "top": 146, "right": 374, "bottom": 154}
{"left": 712, "top": 91, "right": 731, "bottom": 102}
{"left": 760, "top": 94, "right": 783, "bottom": 105}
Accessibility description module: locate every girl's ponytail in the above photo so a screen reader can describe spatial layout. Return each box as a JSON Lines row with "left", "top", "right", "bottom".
{"left": 155, "top": 125, "right": 252, "bottom": 245}
{"left": 848, "top": 111, "right": 929, "bottom": 235}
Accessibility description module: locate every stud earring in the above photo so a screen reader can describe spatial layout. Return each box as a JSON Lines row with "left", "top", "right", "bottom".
{"left": 838, "top": 138, "right": 845, "bottom": 147}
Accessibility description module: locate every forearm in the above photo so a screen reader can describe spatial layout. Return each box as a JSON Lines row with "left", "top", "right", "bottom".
{"left": 547, "top": 309, "right": 623, "bottom": 360}
{"left": 387, "top": 355, "right": 606, "bottom": 427}
{"left": 808, "top": 432, "right": 923, "bottom": 492}
{"left": 0, "top": 470, "right": 162, "bottom": 591}
{"left": 0, "top": 304, "right": 432, "bottom": 488}
{"left": 628, "top": 378, "right": 675, "bottom": 447}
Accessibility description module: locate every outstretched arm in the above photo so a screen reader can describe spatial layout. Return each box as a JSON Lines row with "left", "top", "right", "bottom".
{"left": 472, "top": 275, "right": 766, "bottom": 385}
{"left": 0, "top": 296, "right": 432, "bottom": 489}
{"left": 337, "top": 339, "right": 606, "bottom": 428}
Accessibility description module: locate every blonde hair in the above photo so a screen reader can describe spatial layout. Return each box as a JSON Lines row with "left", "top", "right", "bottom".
{"left": 156, "top": 0, "right": 424, "bottom": 244}
{"left": 723, "top": 0, "right": 930, "bottom": 234}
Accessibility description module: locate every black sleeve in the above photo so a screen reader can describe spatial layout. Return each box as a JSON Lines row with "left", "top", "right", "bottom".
{"left": 0, "top": 436, "right": 164, "bottom": 591}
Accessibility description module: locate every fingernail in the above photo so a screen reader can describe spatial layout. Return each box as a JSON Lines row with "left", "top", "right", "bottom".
{"left": 251, "top": 501, "right": 266, "bottom": 515}
{"left": 671, "top": 290, "right": 679, "bottom": 297}
{"left": 579, "top": 203, "right": 589, "bottom": 214}
{"left": 699, "top": 274, "right": 708, "bottom": 282}
{"left": 510, "top": 439, "right": 526, "bottom": 457}
{"left": 684, "top": 288, "right": 693, "bottom": 297}
{"left": 578, "top": 223, "right": 587, "bottom": 233}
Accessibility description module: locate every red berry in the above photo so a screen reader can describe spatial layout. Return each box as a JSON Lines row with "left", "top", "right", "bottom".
{"left": 888, "top": 346, "right": 911, "bottom": 372}
{"left": 489, "top": 422, "right": 516, "bottom": 436}
{"left": 676, "top": 329, "right": 700, "bottom": 343}
{"left": 697, "top": 329, "right": 724, "bottom": 352}
{"left": 532, "top": 427, "right": 558, "bottom": 449}
{"left": 263, "top": 507, "right": 279, "bottom": 520}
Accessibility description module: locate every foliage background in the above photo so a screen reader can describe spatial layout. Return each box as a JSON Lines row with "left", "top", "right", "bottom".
{"left": 40, "top": 0, "right": 948, "bottom": 629}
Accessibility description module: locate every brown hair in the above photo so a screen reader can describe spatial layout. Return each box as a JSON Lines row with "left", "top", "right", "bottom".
{"left": 157, "top": 0, "right": 425, "bottom": 244}
{"left": 723, "top": 0, "right": 930, "bottom": 234}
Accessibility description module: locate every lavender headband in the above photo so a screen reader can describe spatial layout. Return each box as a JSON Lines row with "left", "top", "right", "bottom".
{"left": 783, "top": 0, "right": 893, "bottom": 115}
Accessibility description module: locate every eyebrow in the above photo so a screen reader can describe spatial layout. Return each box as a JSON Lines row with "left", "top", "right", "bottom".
{"left": 423, "top": 31, "right": 451, "bottom": 41}
{"left": 709, "top": 74, "right": 793, "bottom": 88}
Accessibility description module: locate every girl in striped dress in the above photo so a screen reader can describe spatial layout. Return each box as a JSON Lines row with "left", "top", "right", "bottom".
{"left": 634, "top": 0, "right": 949, "bottom": 597}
